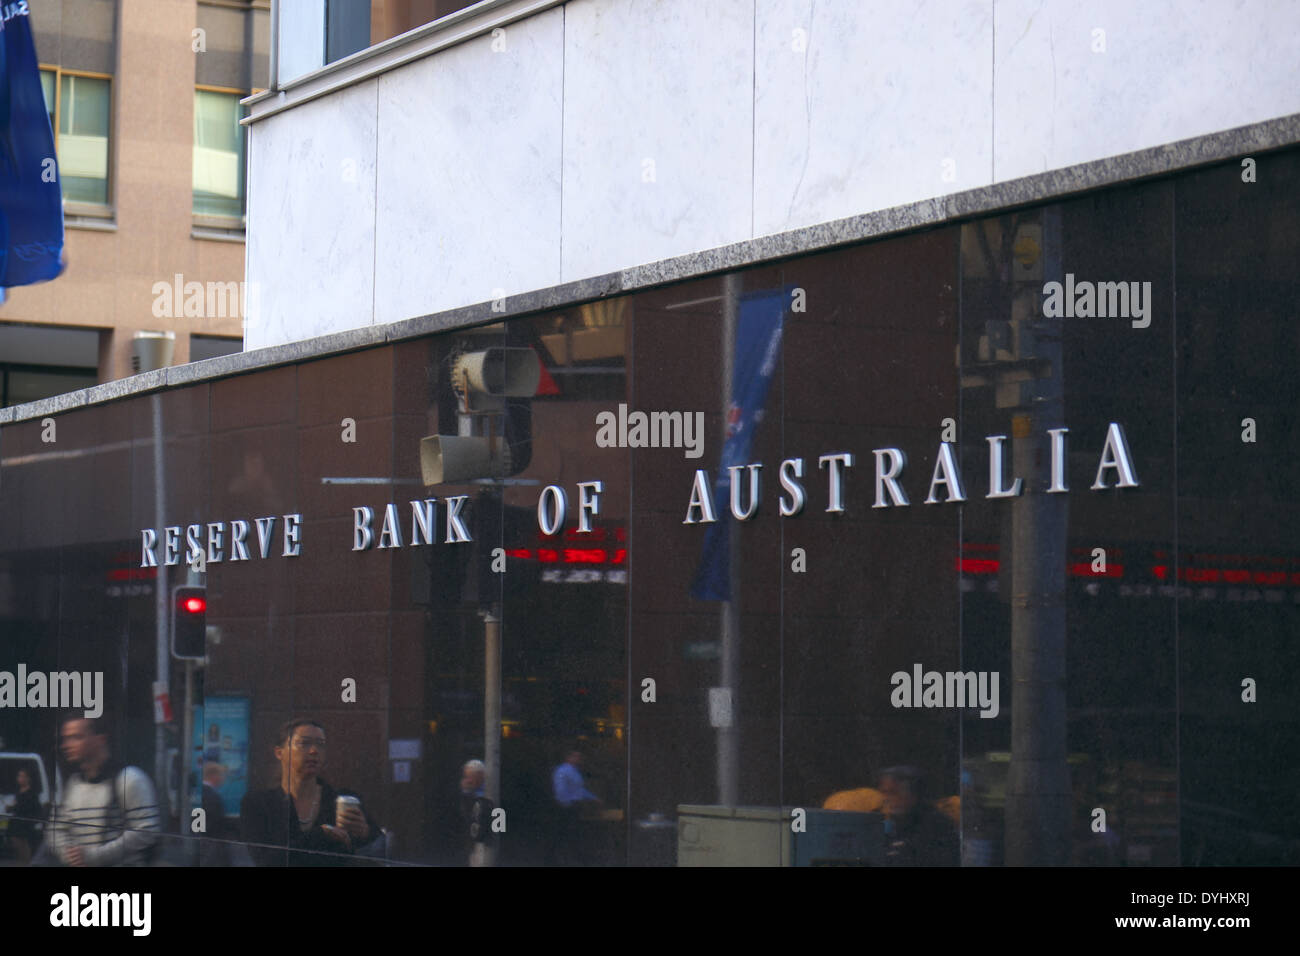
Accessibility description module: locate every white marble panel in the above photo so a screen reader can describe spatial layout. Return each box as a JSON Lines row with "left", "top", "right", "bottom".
{"left": 755, "top": 0, "right": 993, "bottom": 237}
{"left": 562, "top": 0, "right": 754, "bottom": 281}
{"left": 374, "top": 7, "right": 564, "bottom": 326}
{"left": 244, "top": 80, "right": 377, "bottom": 350}
{"left": 995, "top": 0, "right": 1300, "bottom": 181}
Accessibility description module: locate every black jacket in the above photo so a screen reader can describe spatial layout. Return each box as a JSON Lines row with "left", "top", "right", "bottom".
{"left": 240, "top": 780, "right": 380, "bottom": 866}
{"left": 8, "top": 788, "right": 43, "bottom": 843}
{"left": 882, "top": 802, "right": 959, "bottom": 866}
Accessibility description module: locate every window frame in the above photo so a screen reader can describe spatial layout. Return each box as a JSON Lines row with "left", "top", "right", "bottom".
{"left": 193, "top": 83, "right": 260, "bottom": 235}
{"left": 38, "top": 64, "right": 115, "bottom": 219}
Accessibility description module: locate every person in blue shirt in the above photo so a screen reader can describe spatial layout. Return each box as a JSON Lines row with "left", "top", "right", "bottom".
{"left": 548, "top": 750, "right": 599, "bottom": 865}
{"left": 552, "top": 751, "right": 598, "bottom": 807}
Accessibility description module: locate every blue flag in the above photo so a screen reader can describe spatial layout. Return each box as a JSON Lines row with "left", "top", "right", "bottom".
{"left": 1, "top": 1, "right": 64, "bottom": 300}
{"left": 690, "top": 286, "right": 788, "bottom": 601}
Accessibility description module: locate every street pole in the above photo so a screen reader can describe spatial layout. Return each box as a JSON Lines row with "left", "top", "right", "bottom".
{"left": 1004, "top": 206, "right": 1070, "bottom": 865}
{"left": 150, "top": 394, "right": 170, "bottom": 822}
{"left": 482, "top": 609, "right": 501, "bottom": 865}
{"left": 180, "top": 657, "right": 196, "bottom": 864}
{"left": 717, "top": 273, "right": 740, "bottom": 807}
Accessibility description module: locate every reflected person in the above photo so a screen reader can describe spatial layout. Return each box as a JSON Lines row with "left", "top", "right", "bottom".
{"left": 34, "top": 716, "right": 161, "bottom": 867}
{"left": 549, "top": 749, "right": 600, "bottom": 866}
{"left": 879, "top": 765, "right": 958, "bottom": 866}
{"left": 460, "top": 759, "right": 496, "bottom": 867}
{"left": 8, "top": 768, "right": 44, "bottom": 865}
{"left": 240, "top": 718, "right": 381, "bottom": 866}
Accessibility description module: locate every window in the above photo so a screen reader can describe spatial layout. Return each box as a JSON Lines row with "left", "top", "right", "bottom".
{"left": 193, "top": 90, "right": 248, "bottom": 220}
{"left": 2, "top": 364, "right": 99, "bottom": 408}
{"left": 38, "top": 68, "right": 112, "bottom": 206}
{"left": 190, "top": 334, "right": 243, "bottom": 362}
{"left": 325, "top": 1, "right": 485, "bottom": 68}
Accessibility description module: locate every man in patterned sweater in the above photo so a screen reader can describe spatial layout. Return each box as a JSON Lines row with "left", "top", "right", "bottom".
{"left": 35, "top": 715, "right": 160, "bottom": 867}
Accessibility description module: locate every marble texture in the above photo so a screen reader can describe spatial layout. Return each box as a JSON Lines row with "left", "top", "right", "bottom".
{"left": 373, "top": 6, "right": 565, "bottom": 327}
{"left": 755, "top": 0, "right": 993, "bottom": 237}
{"left": 244, "top": 79, "right": 378, "bottom": 351}
{"left": 560, "top": 0, "right": 754, "bottom": 282}
{"left": 994, "top": 0, "right": 1300, "bottom": 181}
{"left": 7, "top": 111, "right": 1300, "bottom": 424}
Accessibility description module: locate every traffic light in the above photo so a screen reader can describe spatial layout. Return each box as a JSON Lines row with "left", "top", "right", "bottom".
{"left": 171, "top": 585, "right": 207, "bottom": 660}
{"left": 420, "top": 346, "right": 541, "bottom": 485}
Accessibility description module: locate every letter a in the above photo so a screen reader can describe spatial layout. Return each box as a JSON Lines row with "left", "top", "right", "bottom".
{"left": 1041, "top": 281, "right": 1063, "bottom": 318}
{"left": 595, "top": 411, "right": 616, "bottom": 448}
{"left": 641, "top": 677, "right": 656, "bottom": 703}
{"left": 890, "top": 671, "right": 910, "bottom": 708}
{"left": 1241, "top": 677, "right": 1255, "bottom": 702}
{"left": 1091, "top": 422, "right": 1140, "bottom": 489}
{"left": 341, "top": 677, "right": 357, "bottom": 703}
{"left": 50, "top": 893, "right": 70, "bottom": 928}
{"left": 683, "top": 470, "right": 717, "bottom": 524}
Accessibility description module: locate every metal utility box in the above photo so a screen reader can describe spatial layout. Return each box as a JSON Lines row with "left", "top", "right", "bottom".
{"left": 677, "top": 805, "right": 888, "bottom": 866}
{"left": 677, "top": 805, "right": 793, "bottom": 866}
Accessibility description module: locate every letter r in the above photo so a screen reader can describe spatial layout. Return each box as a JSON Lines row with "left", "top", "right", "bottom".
{"left": 141, "top": 529, "right": 158, "bottom": 567}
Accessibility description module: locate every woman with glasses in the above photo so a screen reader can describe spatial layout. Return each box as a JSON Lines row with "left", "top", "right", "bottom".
{"left": 239, "top": 718, "right": 381, "bottom": 866}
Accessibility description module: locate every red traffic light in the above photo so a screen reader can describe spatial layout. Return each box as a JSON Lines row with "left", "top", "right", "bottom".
{"left": 181, "top": 596, "right": 206, "bottom": 614}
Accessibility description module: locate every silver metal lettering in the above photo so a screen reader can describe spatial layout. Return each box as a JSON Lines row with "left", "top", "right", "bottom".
{"left": 378, "top": 503, "right": 402, "bottom": 549}
{"left": 352, "top": 507, "right": 374, "bottom": 551}
{"left": 140, "top": 529, "right": 158, "bottom": 568}
{"left": 445, "top": 495, "right": 472, "bottom": 543}
{"left": 163, "top": 526, "right": 181, "bottom": 566}
{"left": 577, "top": 480, "right": 603, "bottom": 532}
{"left": 728, "top": 464, "right": 762, "bottom": 520}
{"left": 1047, "top": 427, "right": 1069, "bottom": 493}
{"left": 206, "top": 522, "right": 225, "bottom": 563}
{"left": 872, "top": 449, "right": 908, "bottom": 508}
{"left": 778, "top": 458, "right": 805, "bottom": 516}
{"left": 924, "top": 442, "right": 966, "bottom": 504}
{"left": 537, "top": 486, "right": 567, "bottom": 536}
{"left": 819, "top": 453, "right": 855, "bottom": 512}
{"left": 254, "top": 516, "right": 276, "bottom": 558}
{"left": 409, "top": 499, "right": 437, "bottom": 546}
{"left": 684, "top": 469, "right": 717, "bottom": 524}
{"left": 282, "top": 513, "right": 302, "bottom": 556}
{"left": 986, "top": 436, "right": 1023, "bottom": 498}
{"left": 1091, "top": 422, "right": 1140, "bottom": 489}
{"left": 229, "top": 519, "right": 250, "bottom": 561}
